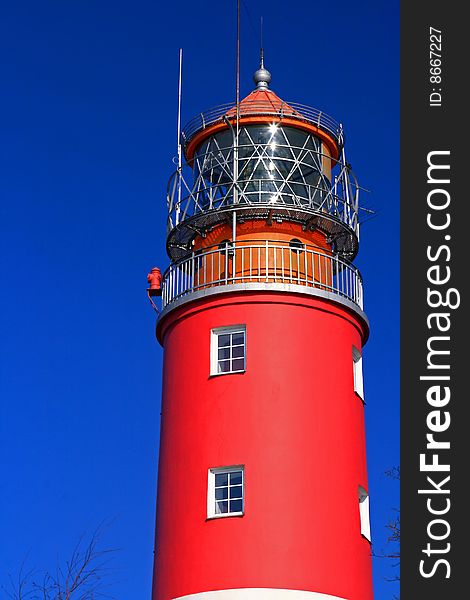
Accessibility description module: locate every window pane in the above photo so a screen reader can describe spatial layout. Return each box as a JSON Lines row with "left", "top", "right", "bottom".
{"left": 215, "top": 472, "right": 228, "bottom": 487}
{"left": 353, "top": 347, "right": 364, "bottom": 400}
{"left": 359, "top": 490, "right": 371, "bottom": 542}
{"left": 215, "top": 500, "right": 228, "bottom": 514}
{"left": 230, "top": 485, "right": 243, "bottom": 499}
{"left": 218, "top": 334, "right": 231, "bottom": 348}
{"left": 230, "top": 499, "right": 243, "bottom": 513}
{"left": 232, "top": 358, "right": 244, "bottom": 371}
{"left": 218, "top": 347, "right": 230, "bottom": 360}
{"left": 215, "top": 487, "right": 228, "bottom": 500}
{"left": 218, "top": 360, "right": 231, "bottom": 373}
{"left": 232, "top": 345, "right": 244, "bottom": 358}
{"left": 230, "top": 471, "right": 242, "bottom": 485}
{"left": 232, "top": 333, "right": 245, "bottom": 346}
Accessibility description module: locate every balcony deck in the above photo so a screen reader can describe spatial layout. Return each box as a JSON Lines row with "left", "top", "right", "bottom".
{"left": 159, "top": 240, "right": 364, "bottom": 319}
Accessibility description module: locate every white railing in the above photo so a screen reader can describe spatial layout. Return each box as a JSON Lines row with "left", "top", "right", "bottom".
{"left": 181, "top": 101, "right": 344, "bottom": 149}
{"left": 161, "top": 240, "right": 363, "bottom": 311}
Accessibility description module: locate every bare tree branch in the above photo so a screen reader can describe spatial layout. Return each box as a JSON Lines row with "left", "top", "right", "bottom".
{"left": 374, "top": 466, "right": 400, "bottom": 595}
{"left": 2, "top": 522, "right": 119, "bottom": 600}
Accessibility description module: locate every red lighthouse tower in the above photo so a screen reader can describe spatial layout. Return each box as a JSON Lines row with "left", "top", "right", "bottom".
{"left": 151, "top": 56, "right": 373, "bottom": 600}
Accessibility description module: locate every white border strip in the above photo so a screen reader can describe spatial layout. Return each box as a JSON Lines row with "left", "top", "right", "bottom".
{"left": 174, "top": 589, "right": 347, "bottom": 600}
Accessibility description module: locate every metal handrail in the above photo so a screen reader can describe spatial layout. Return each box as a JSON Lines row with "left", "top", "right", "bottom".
{"left": 161, "top": 240, "right": 363, "bottom": 310}
{"left": 181, "top": 101, "right": 343, "bottom": 149}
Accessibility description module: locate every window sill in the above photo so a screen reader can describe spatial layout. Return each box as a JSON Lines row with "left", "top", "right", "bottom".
{"left": 209, "top": 370, "right": 246, "bottom": 378}
{"left": 206, "top": 511, "right": 244, "bottom": 521}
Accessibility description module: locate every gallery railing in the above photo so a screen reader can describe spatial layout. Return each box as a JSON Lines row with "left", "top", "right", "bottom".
{"left": 161, "top": 240, "right": 363, "bottom": 310}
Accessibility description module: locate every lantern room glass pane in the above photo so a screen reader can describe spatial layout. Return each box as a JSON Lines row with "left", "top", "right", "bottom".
{"left": 193, "top": 124, "right": 329, "bottom": 210}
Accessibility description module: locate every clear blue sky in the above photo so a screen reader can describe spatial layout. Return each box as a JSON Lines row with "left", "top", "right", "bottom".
{"left": 0, "top": 1, "right": 399, "bottom": 598}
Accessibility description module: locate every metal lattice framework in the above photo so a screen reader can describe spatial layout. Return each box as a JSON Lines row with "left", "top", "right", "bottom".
{"left": 167, "top": 123, "right": 363, "bottom": 261}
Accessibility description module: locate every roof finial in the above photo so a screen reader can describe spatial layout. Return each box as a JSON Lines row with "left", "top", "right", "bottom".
{"left": 253, "top": 19, "right": 271, "bottom": 90}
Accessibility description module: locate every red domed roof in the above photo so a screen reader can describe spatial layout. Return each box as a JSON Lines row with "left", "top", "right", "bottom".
{"left": 183, "top": 85, "right": 341, "bottom": 161}
{"left": 225, "top": 88, "right": 302, "bottom": 119}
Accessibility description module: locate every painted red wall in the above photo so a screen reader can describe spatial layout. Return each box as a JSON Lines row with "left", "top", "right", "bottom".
{"left": 152, "top": 291, "right": 371, "bottom": 600}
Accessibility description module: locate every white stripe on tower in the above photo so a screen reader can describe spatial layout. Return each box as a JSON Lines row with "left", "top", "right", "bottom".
{"left": 174, "top": 589, "right": 347, "bottom": 600}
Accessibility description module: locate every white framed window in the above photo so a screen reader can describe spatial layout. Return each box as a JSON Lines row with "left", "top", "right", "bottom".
{"left": 358, "top": 485, "right": 372, "bottom": 542}
{"left": 352, "top": 346, "right": 364, "bottom": 400}
{"left": 207, "top": 466, "right": 244, "bottom": 518}
{"left": 210, "top": 325, "right": 246, "bottom": 375}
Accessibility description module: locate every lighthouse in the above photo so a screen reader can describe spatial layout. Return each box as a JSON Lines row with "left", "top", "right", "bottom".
{"left": 150, "top": 55, "right": 373, "bottom": 600}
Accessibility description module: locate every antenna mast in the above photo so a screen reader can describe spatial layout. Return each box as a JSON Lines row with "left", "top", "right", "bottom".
{"left": 233, "top": 0, "right": 241, "bottom": 215}
{"left": 176, "top": 48, "right": 183, "bottom": 223}
{"left": 260, "top": 16, "right": 264, "bottom": 66}
{"left": 236, "top": 0, "right": 240, "bottom": 113}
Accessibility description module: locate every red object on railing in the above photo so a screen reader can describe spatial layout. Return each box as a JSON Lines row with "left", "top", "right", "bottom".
{"left": 147, "top": 267, "right": 162, "bottom": 296}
